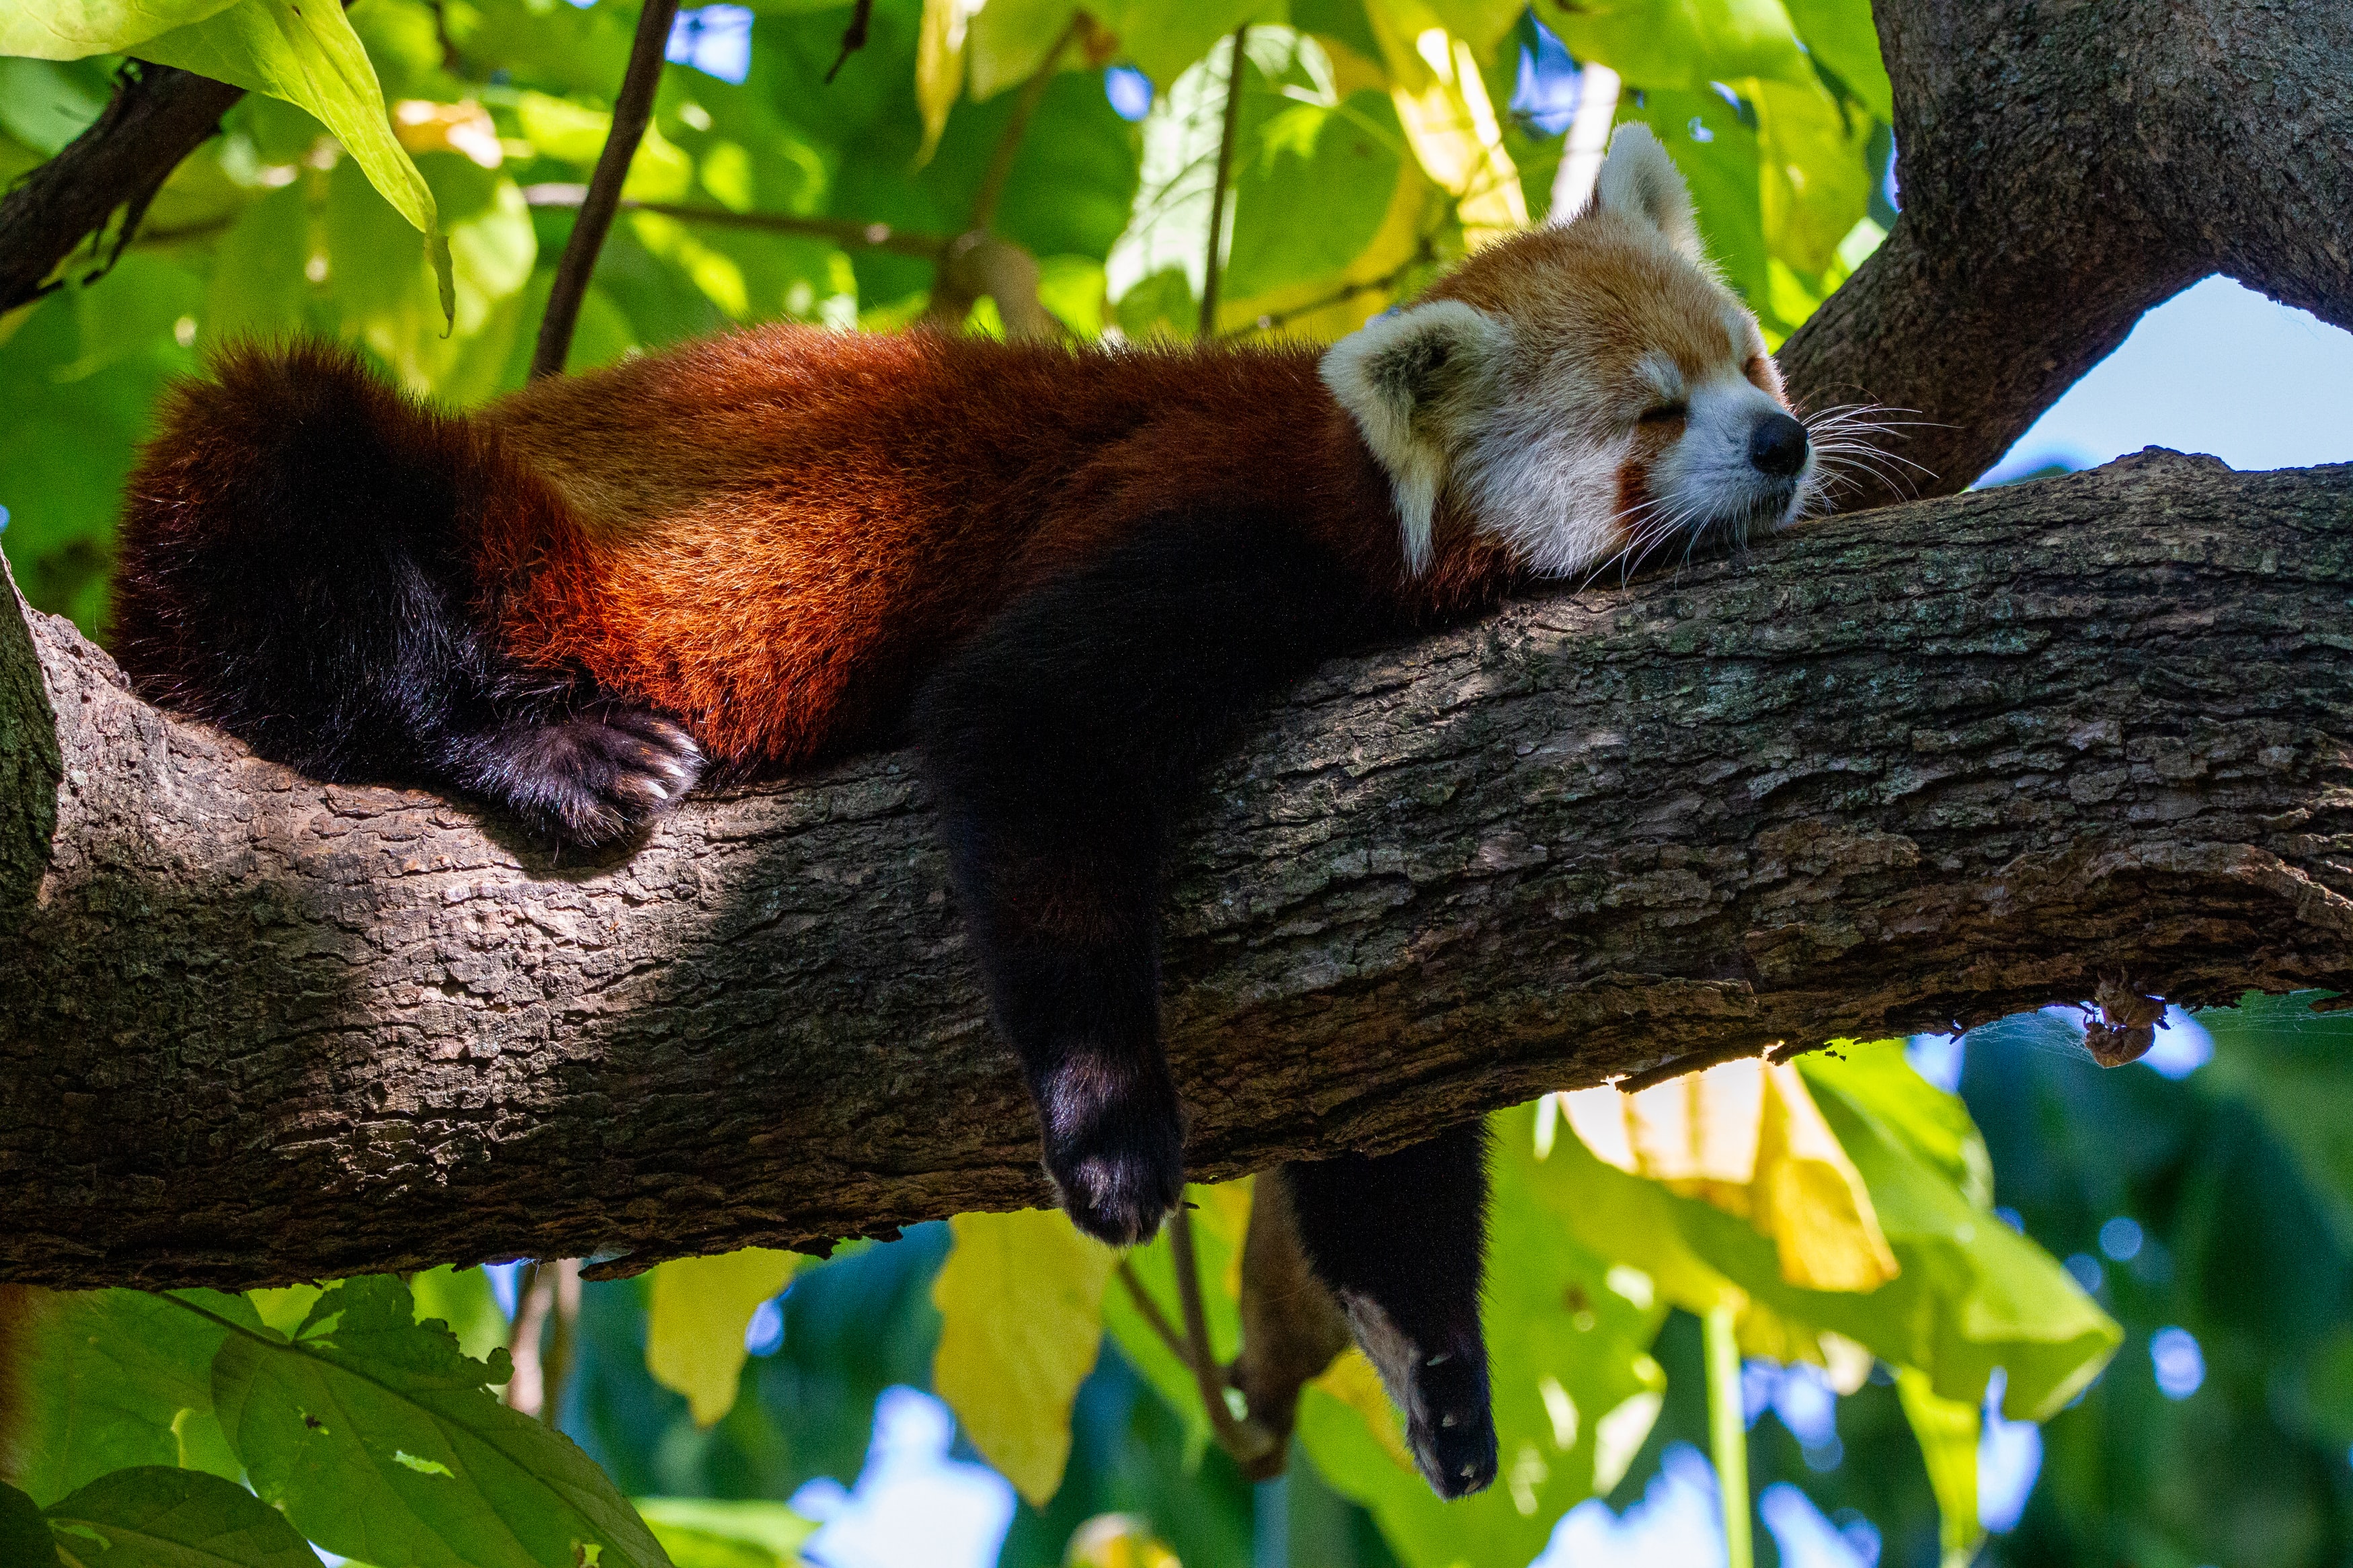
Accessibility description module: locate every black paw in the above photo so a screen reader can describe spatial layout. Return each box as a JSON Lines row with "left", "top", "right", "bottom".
{"left": 1039, "top": 1068, "right": 1186, "bottom": 1247}
{"left": 1404, "top": 1348, "right": 1497, "bottom": 1499}
{"left": 483, "top": 708, "right": 705, "bottom": 848}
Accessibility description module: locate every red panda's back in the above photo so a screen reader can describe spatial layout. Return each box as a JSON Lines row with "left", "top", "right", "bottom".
{"left": 478, "top": 327, "right": 1386, "bottom": 771}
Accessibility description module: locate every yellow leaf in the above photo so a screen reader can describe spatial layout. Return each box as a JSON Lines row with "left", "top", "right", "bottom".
{"left": 394, "top": 99, "right": 501, "bottom": 169}
{"left": 1362, "top": 0, "right": 1525, "bottom": 243}
{"left": 932, "top": 1208, "right": 1115, "bottom": 1507}
{"left": 913, "top": 0, "right": 977, "bottom": 168}
{"left": 1066, "top": 1512, "right": 1184, "bottom": 1568}
{"left": 645, "top": 1247, "right": 805, "bottom": 1428}
{"left": 1563, "top": 1057, "right": 1899, "bottom": 1292}
{"left": 1308, "top": 1348, "right": 1415, "bottom": 1473}
{"left": 967, "top": 0, "right": 1082, "bottom": 101}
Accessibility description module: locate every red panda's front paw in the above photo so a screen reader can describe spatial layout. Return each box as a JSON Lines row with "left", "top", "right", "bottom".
{"left": 479, "top": 708, "right": 706, "bottom": 848}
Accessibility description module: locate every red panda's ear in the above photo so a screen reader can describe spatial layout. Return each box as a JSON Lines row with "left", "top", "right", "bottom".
{"left": 1320, "top": 300, "right": 1510, "bottom": 575}
{"left": 1594, "top": 123, "right": 1706, "bottom": 265}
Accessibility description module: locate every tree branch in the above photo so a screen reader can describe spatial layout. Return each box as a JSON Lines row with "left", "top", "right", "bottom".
{"left": 530, "top": 0, "right": 681, "bottom": 380}
{"left": 1777, "top": 0, "right": 2353, "bottom": 506}
{"left": 0, "top": 63, "right": 243, "bottom": 315}
{"left": 1198, "top": 23, "right": 1250, "bottom": 339}
{"left": 3, "top": 453, "right": 2350, "bottom": 1290}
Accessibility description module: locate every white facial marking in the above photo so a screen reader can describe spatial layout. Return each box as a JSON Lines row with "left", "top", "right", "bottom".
{"left": 1633, "top": 352, "right": 1683, "bottom": 408}
{"left": 1650, "top": 370, "right": 1814, "bottom": 536}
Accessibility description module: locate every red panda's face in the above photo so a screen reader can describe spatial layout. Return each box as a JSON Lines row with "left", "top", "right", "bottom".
{"left": 1321, "top": 124, "right": 1818, "bottom": 580}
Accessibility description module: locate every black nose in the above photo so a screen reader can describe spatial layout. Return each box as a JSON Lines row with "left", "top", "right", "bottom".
{"left": 1749, "top": 411, "right": 1808, "bottom": 478}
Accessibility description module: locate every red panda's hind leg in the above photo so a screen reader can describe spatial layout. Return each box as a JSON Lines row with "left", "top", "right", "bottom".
{"left": 1280, "top": 1124, "right": 1499, "bottom": 1498}
{"left": 110, "top": 341, "right": 701, "bottom": 849}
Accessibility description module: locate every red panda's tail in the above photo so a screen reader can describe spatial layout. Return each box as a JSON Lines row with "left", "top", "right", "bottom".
{"left": 110, "top": 341, "right": 703, "bottom": 843}
{"left": 110, "top": 340, "right": 539, "bottom": 781}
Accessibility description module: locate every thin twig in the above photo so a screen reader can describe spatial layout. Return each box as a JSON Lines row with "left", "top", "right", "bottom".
{"left": 1116, "top": 1258, "right": 1193, "bottom": 1367}
{"left": 1215, "top": 239, "right": 1436, "bottom": 339}
{"left": 968, "top": 13, "right": 1082, "bottom": 234}
{"left": 822, "top": 0, "right": 876, "bottom": 84}
{"left": 1197, "top": 23, "right": 1250, "bottom": 340}
{"left": 1168, "top": 1206, "right": 1279, "bottom": 1464}
{"left": 519, "top": 185, "right": 950, "bottom": 259}
{"left": 530, "top": 0, "right": 682, "bottom": 380}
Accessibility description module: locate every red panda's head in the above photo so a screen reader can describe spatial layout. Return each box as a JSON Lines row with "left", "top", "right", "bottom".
{"left": 1320, "top": 124, "right": 1814, "bottom": 578}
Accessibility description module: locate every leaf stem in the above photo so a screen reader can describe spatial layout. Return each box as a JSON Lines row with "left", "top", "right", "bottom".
{"left": 530, "top": 0, "right": 682, "bottom": 380}
{"left": 519, "top": 187, "right": 951, "bottom": 259}
{"left": 1197, "top": 22, "right": 1250, "bottom": 340}
{"left": 1704, "top": 1302, "right": 1753, "bottom": 1568}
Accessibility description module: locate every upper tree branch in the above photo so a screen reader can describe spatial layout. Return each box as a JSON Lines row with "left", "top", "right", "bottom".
{"left": 3, "top": 453, "right": 2350, "bottom": 1290}
{"left": 1776, "top": 0, "right": 2353, "bottom": 506}
{"left": 0, "top": 63, "right": 243, "bottom": 315}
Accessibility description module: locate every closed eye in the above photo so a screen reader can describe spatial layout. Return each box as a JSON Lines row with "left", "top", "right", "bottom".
{"left": 1638, "top": 403, "right": 1688, "bottom": 424}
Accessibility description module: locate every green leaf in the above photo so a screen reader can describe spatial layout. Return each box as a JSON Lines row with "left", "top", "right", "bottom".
{"left": 930, "top": 1208, "right": 1115, "bottom": 1507}
{"left": 0, "top": 1480, "right": 62, "bottom": 1568}
{"left": 0, "top": 0, "right": 237, "bottom": 59}
{"left": 407, "top": 1266, "right": 512, "bottom": 1370}
{"left": 1223, "top": 89, "right": 1404, "bottom": 301}
{"left": 9, "top": 1289, "right": 247, "bottom": 1506}
{"left": 0, "top": 57, "right": 113, "bottom": 153}
{"left": 965, "top": 0, "right": 1083, "bottom": 100}
{"left": 1779, "top": 0, "right": 1891, "bottom": 119}
{"left": 1749, "top": 75, "right": 1869, "bottom": 277}
{"left": 1804, "top": 1039, "right": 1993, "bottom": 1208}
{"left": 643, "top": 1249, "right": 805, "bottom": 1428}
{"left": 1538, "top": 0, "right": 1812, "bottom": 92}
{"left": 129, "top": 0, "right": 451, "bottom": 322}
{"left": 42, "top": 1468, "right": 324, "bottom": 1568}
{"left": 1894, "top": 1368, "right": 1984, "bottom": 1568}
{"left": 1531, "top": 1044, "right": 2122, "bottom": 1423}
{"left": 2198, "top": 994, "right": 2353, "bottom": 1245}
{"left": 200, "top": 182, "right": 307, "bottom": 347}
{"left": 204, "top": 1274, "right": 673, "bottom": 1568}
{"left": 634, "top": 1499, "right": 815, "bottom": 1568}
{"left": 1099, "top": 0, "right": 1284, "bottom": 91}
{"left": 320, "top": 155, "right": 534, "bottom": 390}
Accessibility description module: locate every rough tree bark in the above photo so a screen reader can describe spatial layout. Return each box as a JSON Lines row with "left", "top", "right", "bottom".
{"left": 1775, "top": 0, "right": 2353, "bottom": 507}
{"left": 4, "top": 452, "right": 2348, "bottom": 1290}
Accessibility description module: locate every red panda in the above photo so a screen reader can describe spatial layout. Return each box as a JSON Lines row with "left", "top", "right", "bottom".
{"left": 106, "top": 126, "right": 1817, "bottom": 1499}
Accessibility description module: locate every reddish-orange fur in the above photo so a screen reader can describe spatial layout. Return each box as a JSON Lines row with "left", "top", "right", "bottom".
{"left": 473, "top": 331, "right": 1517, "bottom": 772}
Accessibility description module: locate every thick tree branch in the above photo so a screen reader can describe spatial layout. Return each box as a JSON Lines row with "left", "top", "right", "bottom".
{"left": 1778, "top": 0, "right": 2353, "bottom": 506}
{"left": 3, "top": 453, "right": 2350, "bottom": 1290}
{"left": 0, "top": 64, "right": 243, "bottom": 315}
